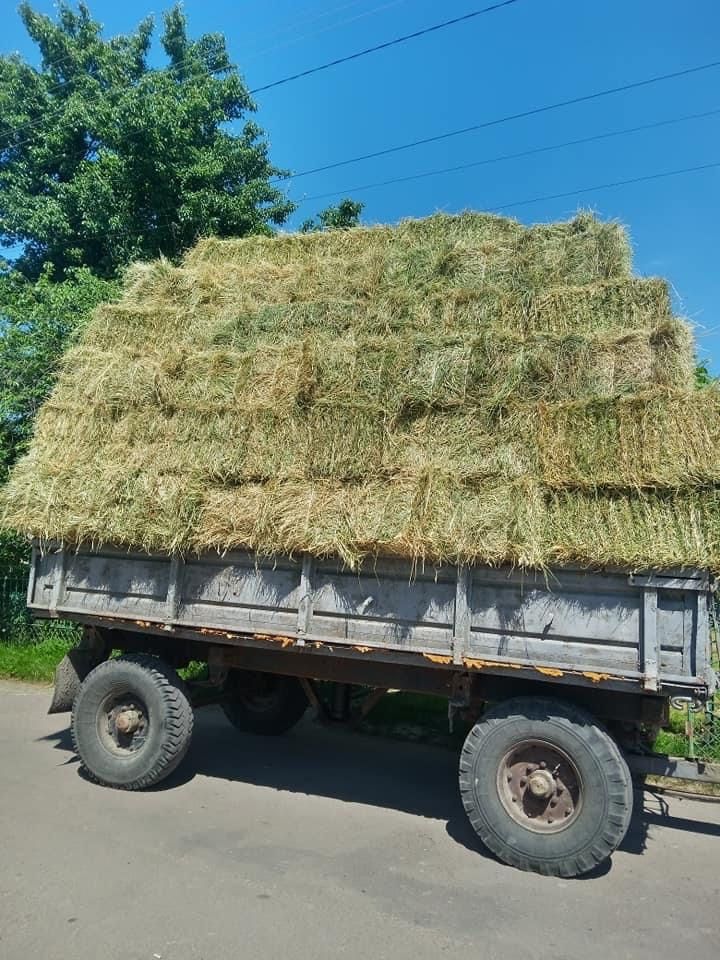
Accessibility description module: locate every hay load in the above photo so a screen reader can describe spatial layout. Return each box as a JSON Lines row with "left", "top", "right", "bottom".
{"left": 2, "top": 211, "right": 718, "bottom": 570}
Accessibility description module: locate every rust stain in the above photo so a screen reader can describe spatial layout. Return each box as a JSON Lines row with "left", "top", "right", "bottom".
{"left": 118, "top": 616, "right": 626, "bottom": 686}
{"left": 464, "top": 658, "right": 523, "bottom": 671}
{"left": 423, "top": 654, "right": 452, "bottom": 665}
{"left": 463, "top": 658, "right": 488, "bottom": 670}
{"left": 252, "top": 632, "right": 295, "bottom": 645}
{"left": 582, "top": 671, "right": 611, "bottom": 683}
{"left": 536, "top": 666, "right": 564, "bottom": 678}
{"left": 199, "top": 626, "right": 239, "bottom": 640}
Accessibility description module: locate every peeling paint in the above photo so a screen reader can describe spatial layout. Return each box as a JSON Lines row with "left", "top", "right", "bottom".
{"left": 107, "top": 612, "right": 629, "bottom": 689}
{"left": 582, "top": 671, "right": 612, "bottom": 683}
{"left": 464, "top": 658, "right": 524, "bottom": 671}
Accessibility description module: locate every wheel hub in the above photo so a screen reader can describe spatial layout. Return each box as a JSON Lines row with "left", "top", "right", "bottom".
{"left": 97, "top": 695, "right": 149, "bottom": 755}
{"left": 115, "top": 709, "right": 142, "bottom": 735}
{"left": 527, "top": 769, "right": 555, "bottom": 799}
{"left": 497, "top": 740, "right": 582, "bottom": 834}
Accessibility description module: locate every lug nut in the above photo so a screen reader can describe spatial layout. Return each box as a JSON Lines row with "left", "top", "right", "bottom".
{"left": 539, "top": 761, "right": 547, "bottom": 770}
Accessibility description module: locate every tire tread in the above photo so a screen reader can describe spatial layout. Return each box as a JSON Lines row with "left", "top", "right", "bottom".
{"left": 458, "top": 697, "right": 633, "bottom": 878}
{"left": 71, "top": 654, "right": 194, "bottom": 790}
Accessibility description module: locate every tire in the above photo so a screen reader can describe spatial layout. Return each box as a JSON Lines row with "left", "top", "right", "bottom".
{"left": 71, "top": 654, "right": 194, "bottom": 790}
{"left": 221, "top": 670, "right": 308, "bottom": 735}
{"left": 459, "top": 697, "right": 633, "bottom": 877}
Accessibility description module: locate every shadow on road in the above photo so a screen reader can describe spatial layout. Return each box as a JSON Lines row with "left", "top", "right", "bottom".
{"left": 39, "top": 705, "right": 720, "bottom": 874}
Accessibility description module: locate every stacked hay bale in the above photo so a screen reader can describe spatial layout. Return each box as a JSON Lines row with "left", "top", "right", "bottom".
{"left": 2, "top": 212, "right": 719, "bottom": 570}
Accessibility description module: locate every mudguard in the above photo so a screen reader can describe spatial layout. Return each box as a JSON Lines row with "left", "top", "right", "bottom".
{"left": 48, "top": 628, "right": 108, "bottom": 714}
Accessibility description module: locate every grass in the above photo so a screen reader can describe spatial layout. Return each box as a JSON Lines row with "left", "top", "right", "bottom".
{"left": 0, "top": 629, "right": 77, "bottom": 682}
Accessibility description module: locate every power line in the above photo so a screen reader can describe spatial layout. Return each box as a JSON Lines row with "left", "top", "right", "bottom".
{"left": 1, "top": 0, "right": 406, "bottom": 146}
{"left": 243, "top": 0, "right": 413, "bottom": 65}
{"left": 1, "top": 0, "right": 522, "bottom": 149}
{"left": 249, "top": 0, "right": 524, "bottom": 93}
{"left": 241, "top": 0, "right": 373, "bottom": 47}
{"left": 297, "top": 108, "right": 720, "bottom": 202}
{"left": 1, "top": 0, "right": 370, "bottom": 108}
{"left": 276, "top": 59, "right": 720, "bottom": 181}
{"left": 490, "top": 160, "right": 720, "bottom": 212}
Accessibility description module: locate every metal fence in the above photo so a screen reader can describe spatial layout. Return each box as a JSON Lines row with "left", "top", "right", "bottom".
{"left": 0, "top": 567, "right": 79, "bottom": 645}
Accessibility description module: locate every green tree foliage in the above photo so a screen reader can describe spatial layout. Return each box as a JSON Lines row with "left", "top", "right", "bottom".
{"left": 0, "top": 266, "right": 117, "bottom": 480}
{"left": 695, "top": 362, "right": 715, "bottom": 388}
{"left": 300, "top": 199, "right": 364, "bottom": 233}
{"left": 0, "top": 5, "right": 365, "bottom": 578}
{"left": 0, "top": 2, "right": 294, "bottom": 279}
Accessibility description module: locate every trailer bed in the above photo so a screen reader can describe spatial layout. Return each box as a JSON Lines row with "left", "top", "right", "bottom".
{"left": 29, "top": 545, "right": 716, "bottom": 697}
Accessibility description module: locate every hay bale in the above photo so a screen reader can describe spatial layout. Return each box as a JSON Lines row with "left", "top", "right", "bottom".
{"left": 539, "top": 390, "right": 720, "bottom": 490}
{"left": 1, "top": 210, "right": 715, "bottom": 570}
{"left": 521, "top": 489, "right": 720, "bottom": 570}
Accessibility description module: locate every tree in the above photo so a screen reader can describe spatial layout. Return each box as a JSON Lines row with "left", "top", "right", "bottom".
{"left": 300, "top": 199, "right": 364, "bottom": 233}
{"left": 0, "top": 265, "right": 117, "bottom": 480}
{"left": 695, "top": 362, "right": 715, "bottom": 388}
{"left": 0, "top": 2, "right": 295, "bottom": 279}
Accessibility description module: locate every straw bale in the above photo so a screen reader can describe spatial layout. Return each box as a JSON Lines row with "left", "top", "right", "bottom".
{"left": 2, "top": 211, "right": 714, "bottom": 571}
{"left": 539, "top": 390, "right": 720, "bottom": 490}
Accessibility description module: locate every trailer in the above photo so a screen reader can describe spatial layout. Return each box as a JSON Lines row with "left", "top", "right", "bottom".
{"left": 32, "top": 542, "right": 719, "bottom": 877}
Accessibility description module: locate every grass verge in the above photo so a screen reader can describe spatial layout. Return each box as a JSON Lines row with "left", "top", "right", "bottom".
{"left": 0, "top": 634, "right": 76, "bottom": 682}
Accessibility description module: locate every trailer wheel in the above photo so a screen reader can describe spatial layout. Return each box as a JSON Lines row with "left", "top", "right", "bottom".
{"left": 222, "top": 670, "right": 308, "bottom": 735}
{"left": 459, "top": 697, "right": 633, "bottom": 877}
{"left": 71, "top": 654, "right": 194, "bottom": 790}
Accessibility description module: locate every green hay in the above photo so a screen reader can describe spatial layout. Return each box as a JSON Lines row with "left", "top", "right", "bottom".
{"left": 49, "top": 315, "right": 692, "bottom": 423}
{"left": 81, "top": 212, "right": 638, "bottom": 350}
{"left": 1, "top": 211, "right": 715, "bottom": 570}
{"left": 539, "top": 389, "right": 720, "bottom": 490}
{"left": 523, "top": 490, "right": 720, "bottom": 570}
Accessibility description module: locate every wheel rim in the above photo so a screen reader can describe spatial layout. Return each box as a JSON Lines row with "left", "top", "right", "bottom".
{"left": 496, "top": 739, "right": 582, "bottom": 834}
{"left": 96, "top": 691, "right": 149, "bottom": 756}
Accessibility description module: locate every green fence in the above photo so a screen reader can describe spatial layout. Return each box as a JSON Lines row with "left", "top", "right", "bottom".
{"left": 0, "top": 566, "right": 79, "bottom": 646}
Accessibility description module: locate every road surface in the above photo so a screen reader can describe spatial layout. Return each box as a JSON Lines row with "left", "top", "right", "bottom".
{"left": 0, "top": 679, "right": 718, "bottom": 960}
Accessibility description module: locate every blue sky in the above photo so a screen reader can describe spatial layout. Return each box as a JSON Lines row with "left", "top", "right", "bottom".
{"left": 4, "top": 0, "right": 720, "bottom": 368}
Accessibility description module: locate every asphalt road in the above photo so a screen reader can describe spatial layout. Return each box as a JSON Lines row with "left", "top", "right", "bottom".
{"left": 1, "top": 680, "right": 718, "bottom": 960}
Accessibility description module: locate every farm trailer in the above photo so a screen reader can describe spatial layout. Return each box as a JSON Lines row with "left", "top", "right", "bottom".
{"left": 30, "top": 543, "right": 720, "bottom": 877}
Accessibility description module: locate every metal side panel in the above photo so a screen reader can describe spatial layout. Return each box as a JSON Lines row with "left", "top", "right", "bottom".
{"left": 28, "top": 545, "right": 714, "bottom": 690}
{"left": 308, "top": 559, "right": 456, "bottom": 653}
{"left": 30, "top": 547, "right": 171, "bottom": 620}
